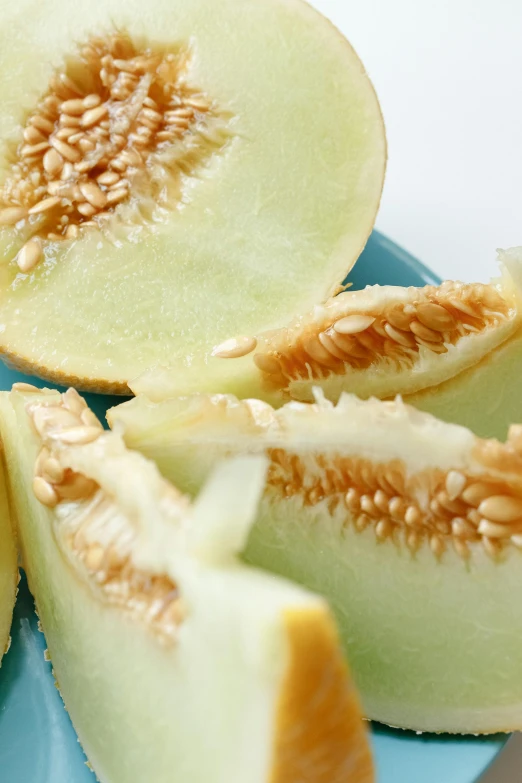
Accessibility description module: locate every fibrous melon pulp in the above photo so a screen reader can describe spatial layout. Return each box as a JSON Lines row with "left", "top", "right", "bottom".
{"left": 0, "top": 0, "right": 385, "bottom": 392}
{"left": 110, "top": 389, "right": 522, "bottom": 734}
{"left": 133, "top": 247, "right": 522, "bottom": 440}
{"left": 0, "top": 385, "right": 373, "bottom": 783}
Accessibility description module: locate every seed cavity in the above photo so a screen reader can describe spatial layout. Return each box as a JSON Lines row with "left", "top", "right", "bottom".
{"left": 265, "top": 438, "right": 522, "bottom": 561}
{"left": 242, "top": 281, "right": 513, "bottom": 392}
{"left": 1, "top": 31, "right": 232, "bottom": 273}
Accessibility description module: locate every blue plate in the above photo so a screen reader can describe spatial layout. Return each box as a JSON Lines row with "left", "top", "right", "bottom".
{"left": 0, "top": 231, "right": 508, "bottom": 782}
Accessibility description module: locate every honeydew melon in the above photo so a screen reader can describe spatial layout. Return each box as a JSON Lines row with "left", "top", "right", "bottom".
{"left": 0, "top": 0, "right": 385, "bottom": 393}
{"left": 0, "top": 385, "right": 373, "bottom": 783}
{"left": 110, "top": 389, "right": 522, "bottom": 734}
{"left": 0, "top": 454, "right": 17, "bottom": 667}
{"left": 132, "top": 248, "right": 522, "bottom": 440}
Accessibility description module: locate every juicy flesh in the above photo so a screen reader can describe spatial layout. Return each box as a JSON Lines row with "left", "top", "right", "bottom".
{"left": 0, "top": 387, "right": 374, "bottom": 782}
{"left": 0, "top": 0, "right": 385, "bottom": 390}
{"left": 246, "top": 495, "right": 522, "bottom": 733}
{"left": 108, "top": 392, "right": 522, "bottom": 732}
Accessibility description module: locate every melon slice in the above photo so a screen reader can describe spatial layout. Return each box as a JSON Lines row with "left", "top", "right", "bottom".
{"left": 109, "top": 389, "right": 522, "bottom": 734}
{"left": 0, "top": 384, "right": 373, "bottom": 783}
{"left": 133, "top": 247, "right": 522, "bottom": 440}
{"left": 0, "top": 451, "right": 17, "bottom": 667}
{"left": 0, "top": 0, "right": 385, "bottom": 393}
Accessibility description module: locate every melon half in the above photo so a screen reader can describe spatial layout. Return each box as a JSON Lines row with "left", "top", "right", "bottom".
{"left": 109, "top": 389, "right": 522, "bottom": 734}
{"left": 0, "top": 0, "right": 385, "bottom": 392}
{"left": 0, "top": 385, "right": 373, "bottom": 783}
{"left": 133, "top": 247, "right": 522, "bottom": 440}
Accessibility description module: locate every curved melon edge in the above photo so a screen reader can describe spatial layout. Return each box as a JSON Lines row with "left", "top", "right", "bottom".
{"left": 0, "top": 0, "right": 386, "bottom": 393}
{"left": 0, "top": 349, "right": 130, "bottom": 395}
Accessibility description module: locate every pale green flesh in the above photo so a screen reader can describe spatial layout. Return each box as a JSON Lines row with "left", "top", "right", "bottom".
{"left": 409, "top": 333, "right": 522, "bottom": 441}
{"left": 245, "top": 502, "right": 522, "bottom": 733}
{"left": 0, "top": 0, "right": 385, "bottom": 388}
{"left": 0, "top": 391, "right": 344, "bottom": 783}
{"left": 137, "top": 452, "right": 522, "bottom": 734}
{"left": 0, "top": 456, "right": 17, "bottom": 664}
{"left": 109, "top": 394, "right": 522, "bottom": 733}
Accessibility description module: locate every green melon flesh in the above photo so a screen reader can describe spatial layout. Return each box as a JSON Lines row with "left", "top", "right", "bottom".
{"left": 0, "top": 0, "right": 385, "bottom": 392}
{"left": 109, "top": 390, "right": 522, "bottom": 734}
{"left": 408, "top": 331, "right": 522, "bottom": 440}
{"left": 132, "top": 247, "right": 522, "bottom": 440}
{"left": 0, "top": 456, "right": 17, "bottom": 667}
{"left": 0, "top": 387, "right": 373, "bottom": 783}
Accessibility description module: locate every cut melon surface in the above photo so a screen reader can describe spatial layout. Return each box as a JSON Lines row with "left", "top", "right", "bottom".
{"left": 133, "top": 248, "right": 522, "bottom": 439}
{"left": 0, "top": 385, "right": 373, "bottom": 783}
{"left": 0, "top": 0, "right": 385, "bottom": 392}
{"left": 109, "top": 389, "right": 522, "bottom": 734}
{"left": 0, "top": 452, "right": 17, "bottom": 667}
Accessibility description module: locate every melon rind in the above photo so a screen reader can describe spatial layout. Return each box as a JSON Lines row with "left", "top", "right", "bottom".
{"left": 0, "top": 388, "right": 373, "bottom": 783}
{"left": 0, "top": 0, "right": 385, "bottom": 392}
{"left": 109, "top": 390, "right": 522, "bottom": 734}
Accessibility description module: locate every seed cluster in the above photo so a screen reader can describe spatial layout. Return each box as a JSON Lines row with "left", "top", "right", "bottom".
{"left": 19, "top": 382, "right": 185, "bottom": 642}
{"left": 266, "top": 430, "right": 522, "bottom": 560}
{"left": 0, "top": 33, "right": 225, "bottom": 274}
{"left": 235, "top": 281, "right": 512, "bottom": 387}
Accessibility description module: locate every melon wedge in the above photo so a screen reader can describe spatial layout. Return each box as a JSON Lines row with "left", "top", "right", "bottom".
{"left": 110, "top": 389, "right": 522, "bottom": 734}
{"left": 0, "top": 0, "right": 385, "bottom": 393}
{"left": 0, "top": 451, "right": 17, "bottom": 667}
{"left": 133, "top": 247, "right": 522, "bottom": 440}
{"left": 0, "top": 385, "right": 373, "bottom": 783}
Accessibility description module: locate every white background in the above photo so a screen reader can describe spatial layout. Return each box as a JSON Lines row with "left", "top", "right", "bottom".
{"left": 308, "top": 1, "right": 522, "bottom": 781}
{"left": 310, "top": 0, "right": 522, "bottom": 284}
